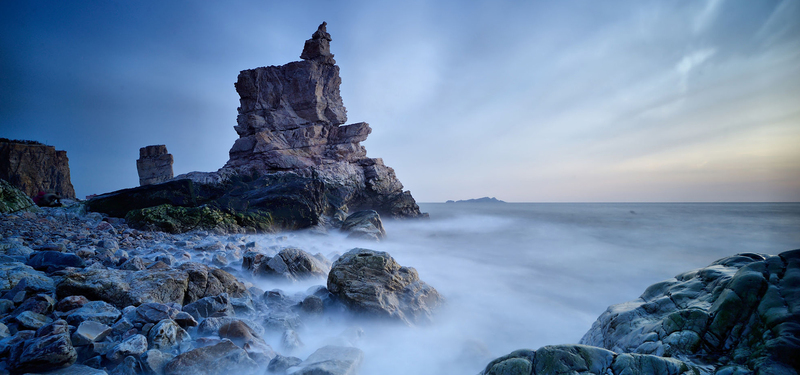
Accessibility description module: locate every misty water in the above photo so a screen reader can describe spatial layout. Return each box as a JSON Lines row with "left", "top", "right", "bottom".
{"left": 247, "top": 202, "right": 800, "bottom": 374}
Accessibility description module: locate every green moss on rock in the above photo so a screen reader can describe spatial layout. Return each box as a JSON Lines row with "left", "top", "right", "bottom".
{"left": 0, "top": 179, "right": 36, "bottom": 213}
{"left": 125, "top": 204, "right": 274, "bottom": 234}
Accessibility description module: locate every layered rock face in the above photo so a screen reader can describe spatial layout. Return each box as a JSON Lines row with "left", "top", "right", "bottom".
{"left": 137, "top": 145, "right": 174, "bottom": 186}
{"left": 180, "top": 22, "right": 424, "bottom": 220}
{"left": 0, "top": 139, "right": 75, "bottom": 199}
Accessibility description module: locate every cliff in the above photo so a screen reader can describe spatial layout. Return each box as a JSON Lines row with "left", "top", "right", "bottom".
{"left": 0, "top": 139, "right": 75, "bottom": 199}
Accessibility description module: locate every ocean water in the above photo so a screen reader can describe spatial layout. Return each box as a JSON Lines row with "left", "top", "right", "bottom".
{"left": 248, "top": 202, "right": 800, "bottom": 374}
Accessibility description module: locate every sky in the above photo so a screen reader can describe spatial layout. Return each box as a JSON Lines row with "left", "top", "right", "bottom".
{"left": 1, "top": 0, "right": 799, "bottom": 202}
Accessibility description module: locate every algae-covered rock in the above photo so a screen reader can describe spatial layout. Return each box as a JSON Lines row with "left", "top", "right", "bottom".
{"left": 125, "top": 204, "right": 241, "bottom": 234}
{"left": 0, "top": 178, "right": 36, "bottom": 213}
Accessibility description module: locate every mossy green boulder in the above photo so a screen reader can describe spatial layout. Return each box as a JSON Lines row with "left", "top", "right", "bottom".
{"left": 125, "top": 204, "right": 273, "bottom": 234}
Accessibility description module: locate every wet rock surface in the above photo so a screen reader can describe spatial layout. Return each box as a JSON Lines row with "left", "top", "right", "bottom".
{"left": 481, "top": 250, "right": 800, "bottom": 375}
{"left": 327, "top": 248, "right": 443, "bottom": 326}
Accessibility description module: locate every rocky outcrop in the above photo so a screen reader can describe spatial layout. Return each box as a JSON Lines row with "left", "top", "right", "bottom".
{"left": 327, "top": 248, "right": 443, "bottom": 326}
{"left": 481, "top": 250, "right": 800, "bottom": 375}
{"left": 480, "top": 345, "right": 695, "bottom": 375}
{"left": 0, "top": 139, "right": 75, "bottom": 199}
{"left": 580, "top": 250, "right": 800, "bottom": 374}
{"left": 0, "top": 178, "right": 36, "bottom": 213}
{"left": 137, "top": 145, "right": 174, "bottom": 186}
{"left": 173, "top": 22, "right": 425, "bottom": 221}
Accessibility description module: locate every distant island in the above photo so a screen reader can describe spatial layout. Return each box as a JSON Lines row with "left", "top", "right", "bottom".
{"left": 445, "top": 197, "right": 506, "bottom": 204}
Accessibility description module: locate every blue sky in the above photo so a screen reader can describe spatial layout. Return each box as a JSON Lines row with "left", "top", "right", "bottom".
{"left": 2, "top": 0, "right": 799, "bottom": 202}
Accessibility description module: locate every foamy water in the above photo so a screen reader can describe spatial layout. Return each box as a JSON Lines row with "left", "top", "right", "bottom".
{"left": 245, "top": 203, "right": 800, "bottom": 374}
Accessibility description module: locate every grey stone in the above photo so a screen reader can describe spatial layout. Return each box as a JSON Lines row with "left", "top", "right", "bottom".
{"left": 0, "top": 262, "right": 55, "bottom": 294}
{"left": 244, "top": 248, "right": 329, "bottom": 281}
{"left": 65, "top": 301, "right": 121, "bottom": 326}
{"left": 281, "top": 329, "right": 304, "bottom": 353}
{"left": 182, "top": 293, "right": 232, "bottom": 320}
{"left": 141, "top": 349, "right": 175, "bottom": 375}
{"left": 71, "top": 321, "right": 112, "bottom": 346}
{"left": 14, "top": 311, "right": 52, "bottom": 330}
{"left": 327, "top": 248, "right": 443, "bottom": 325}
{"left": 106, "top": 334, "right": 148, "bottom": 363}
{"left": 268, "top": 354, "right": 302, "bottom": 374}
{"left": 163, "top": 340, "right": 259, "bottom": 375}
{"left": 340, "top": 210, "right": 386, "bottom": 241}
{"left": 8, "top": 320, "right": 76, "bottom": 373}
{"left": 286, "top": 345, "right": 363, "bottom": 375}
{"left": 147, "top": 319, "right": 190, "bottom": 351}
{"left": 26, "top": 251, "right": 84, "bottom": 273}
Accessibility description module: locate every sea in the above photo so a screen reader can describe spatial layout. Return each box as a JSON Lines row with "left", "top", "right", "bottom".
{"left": 246, "top": 202, "right": 800, "bottom": 375}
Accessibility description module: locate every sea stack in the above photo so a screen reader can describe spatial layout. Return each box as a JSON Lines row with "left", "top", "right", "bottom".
{"left": 136, "top": 145, "right": 174, "bottom": 186}
{"left": 178, "top": 22, "right": 424, "bottom": 219}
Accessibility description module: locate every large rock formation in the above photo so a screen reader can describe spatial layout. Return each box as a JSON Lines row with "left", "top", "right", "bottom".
{"left": 87, "top": 22, "right": 424, "bottom": 232}
{"left": 178, "top": 22, "right": 425, "bottom": 220}
{"left": 0, "top": 139, "right": 75, "bottom": 199}
{"left": 137, "top": 145, "right": 174, "bottom": 186}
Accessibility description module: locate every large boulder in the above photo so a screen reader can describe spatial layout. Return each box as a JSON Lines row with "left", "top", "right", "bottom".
{"left": 580, "top": 249, "right": 800, "bottom": 374}
{"left": 56, "top": 263, "right": 245, "bottom": 308}
{"left": 0, "top": 178, "right": 36, "bottom": 213}
{"left": 327, "top": 248, "right": 443, "bottom": 325}
{"left": 243, "top": 248, "right": 329, "bottom": 281}
{"left": 27, "top": 251, "right": 85, "bottom": 273}
{"left": 7, "top": 319, "right": 77, "bottom": 373}
{"left": 0, "top": 262, "right": 55, "bottom": 294}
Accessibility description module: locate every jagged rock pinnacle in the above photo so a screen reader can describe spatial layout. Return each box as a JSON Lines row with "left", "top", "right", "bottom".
{"left": 301, "top": 22, "right": 335, "bottom": 65}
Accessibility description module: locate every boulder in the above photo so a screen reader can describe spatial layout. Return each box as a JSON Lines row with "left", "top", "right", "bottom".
{"left": 0, "top": 140, "right": 75, "bottom": 199}
{"left": 32, "top": 364, "right": 109, "bottom": 374}
{"left": 327, "top": 248, "right": 443, "bottom": 325}
{"left": 163, "top": 340, "right": 260, "bottom": 375}
{"left": 147, "top": 319, "right": 190, "bottom": 351}
{"left": 106, "top": 334, "right": 148, "bottom": 363}
{"left": 340, "top": 210, "right": 386, "bottom": 240}
{"left": 56, "top": 264, "right": 244, "bottom": 308}
{"left": 127, "top": 302, "right": 180, "bottom": 325}
{"left": 286, "top": 345, "right": 364, "bottom": 375}
{"left": 14, "top": 310, "right": 52, "bottom": 330}
{"left": 71, "top": 321, "right": 112, "bottom": 346}
{"left": 182, "top": 293, "right": 233, "bottom": 320}
{"left": 56, "top": 267, "right": 188, "bottom": 308}
{"left": 244, "top": 248, "right": 329, "bottom": 281}
{"left": 0, "top": 178, "right": 36, "bottom": 213}
{"left": 65, "top": 300, "right": 121, "bottom": 326}
{"left": 7, "top": 320, "right": 77, "bottom": 373}
{"left": 580, "top": 249, "right": 800, "bottom": 373}
{"left": 141, "top": 349, "right": 175, "bottom": 375}
{"left": 0, "top": 262, "right": 55, "bottom": 294}
{"left": 178, "top": 262, "right": 246, "bottom": 304}
{"left": 27, "top": 251, "right": 85, "bottom": 273}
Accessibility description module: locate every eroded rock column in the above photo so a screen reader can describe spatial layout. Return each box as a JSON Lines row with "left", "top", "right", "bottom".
{"left": 136, "top": 145, "right": 173, "bottom": 186}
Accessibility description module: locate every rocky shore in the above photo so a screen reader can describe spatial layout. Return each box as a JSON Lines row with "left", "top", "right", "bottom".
{"left": 0, "top": 200, "right": 440, "bottom": 375}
